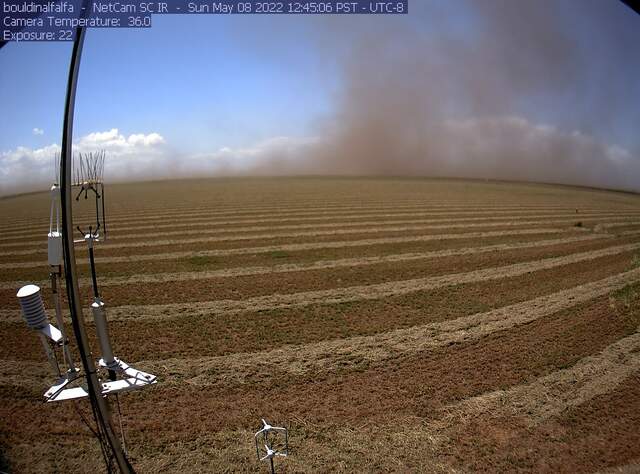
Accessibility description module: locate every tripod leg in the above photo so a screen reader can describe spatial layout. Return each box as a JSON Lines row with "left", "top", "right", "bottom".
{"left": 39, "top": 332, "right": 61, "bottom": 377}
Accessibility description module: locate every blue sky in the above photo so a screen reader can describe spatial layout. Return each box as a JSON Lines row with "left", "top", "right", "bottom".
{"left": 0, "top": 13, "right": 338, "bottom": 152}
{"left": 1, "top": 1, "right": 639, "bottom": 194}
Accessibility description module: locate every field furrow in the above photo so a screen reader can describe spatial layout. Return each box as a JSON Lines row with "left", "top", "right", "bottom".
{"left": 2, "top": 209, "right": 637, "bottom": 241}
{"left": 4, "top": 274, "right": 636, "bottom": 433}
{"left": 5, "top": 233, "right": 630, "bottom": 311}
{"left": 0, "top": 227, "right": 571, "bottom": 269}
{"left": 0, "top": 234, "right": 606, "bottom": 290}
{"left": 0, "top": 204, "right": 624, "bottom": 234}
{"left": 2, "top": 240, "right": 635, "bottom": 323}
{"left": 2, "top": 245, "right": 634, "bottom": 362}
{"left": 79, "top": 275, "right": 637, "bottom": 442}
{"left": 0, "top": 214, "right": 614, "bottom": 253}
{"left": 104, "top": 242, "right": 640, "bottom": 321}
{"left": 443, "top": 327, "right": 640, "bottom": 426}
{"left": 3, "top": 178, "right": 640, "bottom": 473}
{"left": 5, "top": 268, "right": 639, "bottom": 394}
{"left": 2, "top": 211, "right": 629, "bottom": 249}
{"left": 138, "top": 268, "right": 640, "bottom": 387}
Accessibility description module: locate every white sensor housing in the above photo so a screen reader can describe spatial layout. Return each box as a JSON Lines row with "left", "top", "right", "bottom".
{"left": 48, "top": 232, "right": 63, "bottom": 266}
{"left": 16, "top": 284, "right": 62, "bottom": 342}
{"left": 17, "top": 284, "right": 48, "bottom": 329}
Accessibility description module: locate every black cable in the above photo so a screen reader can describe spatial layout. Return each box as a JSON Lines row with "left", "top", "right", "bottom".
{"left": 115, "top": 395, "right": 128, "bottom": 454}
{"left": 72, "top": 400, "right": 99, "bottom": 438}
{"left": 88, "top": 244, "right": 100, "bottom": 299}
{"left": 73, "top": 399, "right": 111, "bottom": 469}
{"left": 107, "top": 450, "right": 115, "bottom": 474}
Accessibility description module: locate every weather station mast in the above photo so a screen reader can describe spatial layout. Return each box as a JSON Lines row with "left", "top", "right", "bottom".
{"left": 13, "top": 2, "right": 156, "bottom": 472}
{"left": 59, "top": 10, "right": 133, "bottom": 472}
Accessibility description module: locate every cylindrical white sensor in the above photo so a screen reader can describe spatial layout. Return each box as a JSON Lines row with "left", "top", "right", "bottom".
{"left": 92, "top": 299, "right": 115, "bottom": 366}
{"left": 17, "top": 284, "right": 48, "bottom": 330}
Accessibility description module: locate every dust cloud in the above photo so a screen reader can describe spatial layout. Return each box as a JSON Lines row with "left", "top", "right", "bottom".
{"left": 5, "top": 1, "right": 639, "bottom": 196}
{"left": 260, "top": 0, "right": 640, "bottom": 191}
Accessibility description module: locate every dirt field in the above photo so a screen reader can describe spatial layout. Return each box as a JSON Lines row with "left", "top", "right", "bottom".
{"left": 1, "top": 177, "right": 639, "bottom": 473}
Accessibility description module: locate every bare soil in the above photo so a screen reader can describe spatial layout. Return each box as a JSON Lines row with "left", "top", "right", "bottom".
{"left": 2, "top": 177, "right": 640, "bottom": 473}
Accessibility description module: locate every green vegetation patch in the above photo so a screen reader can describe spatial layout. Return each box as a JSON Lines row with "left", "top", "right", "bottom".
{"left": 188, "top": 255, "right": 218, "bottom": 267}
{"left": 269, "top": 250, "right": 291, "bottom": 259}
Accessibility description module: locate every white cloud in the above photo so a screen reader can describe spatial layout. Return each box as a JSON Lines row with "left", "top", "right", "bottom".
{"left": 2, "top": 121, "right": 637, "bottom": 197}
{"left": 0, "top": 129, "right": 168, "bottom": 196}
{"left": 0, "top": 130, "right": 320, "bottom": 196}
{"left": 75, "top": 128, "right": 166, "bottom": 155}
{"left": 32, "top": 128, "right": 44, "bottom": 135}
{"left": 0, "top": 144, "right": 61, "bottom": 194}
{"left": 127, "top": 132, "right": 165, "bottom": 147}
{"left": 0, "top": 129, "right": 317, "bottom": 196}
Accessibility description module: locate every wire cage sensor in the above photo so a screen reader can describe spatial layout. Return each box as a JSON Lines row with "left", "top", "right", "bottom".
{"left": 73, "top": 150, "right": 108, "bottom": 242}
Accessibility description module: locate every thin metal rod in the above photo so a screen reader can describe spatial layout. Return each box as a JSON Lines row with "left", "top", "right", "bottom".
{"left": 50, "top": 269, "right": 75, "bottom": 371}
{"left": 88, "top": 243, "right": 100, "bottom": 299}
{"left": 101, "top": 183, "right": 107, "bottom": 240}
{"left": 60, "top": 21, "right": 133, "bottom": 474}
{"left": 116, "top": 395, "right": 127, "bottom": 455}
{"left": 39, "top": 332, "right": 61, "bottom": 377}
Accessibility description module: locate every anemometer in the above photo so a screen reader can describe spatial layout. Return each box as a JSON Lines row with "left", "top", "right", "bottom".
{"left": 255, "top": 419, "right": 290, "bottom": 474}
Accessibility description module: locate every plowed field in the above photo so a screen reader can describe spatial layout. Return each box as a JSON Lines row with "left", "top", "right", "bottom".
{"left": 1, "top": 178, "right": 639, "bottom": 473}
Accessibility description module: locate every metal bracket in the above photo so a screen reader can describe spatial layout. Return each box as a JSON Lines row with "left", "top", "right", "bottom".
{"left": 44, "top": 358, "right": 157, "bottom": 402}
{"left": 45, "top": 368, "right": 84, "bottom": 402}
{"left": 98, "top": 358, "right": 157, "bottom": 395}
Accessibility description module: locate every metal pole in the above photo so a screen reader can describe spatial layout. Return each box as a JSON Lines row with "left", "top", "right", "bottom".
{"left": 60, "top": 20, "right": 134, "bottom": 474}
{"left": 50, "top": 268, "right": 75, "bottom": 371}
{"left": 88, "top": 239, "right": 100, "bottom": 299}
